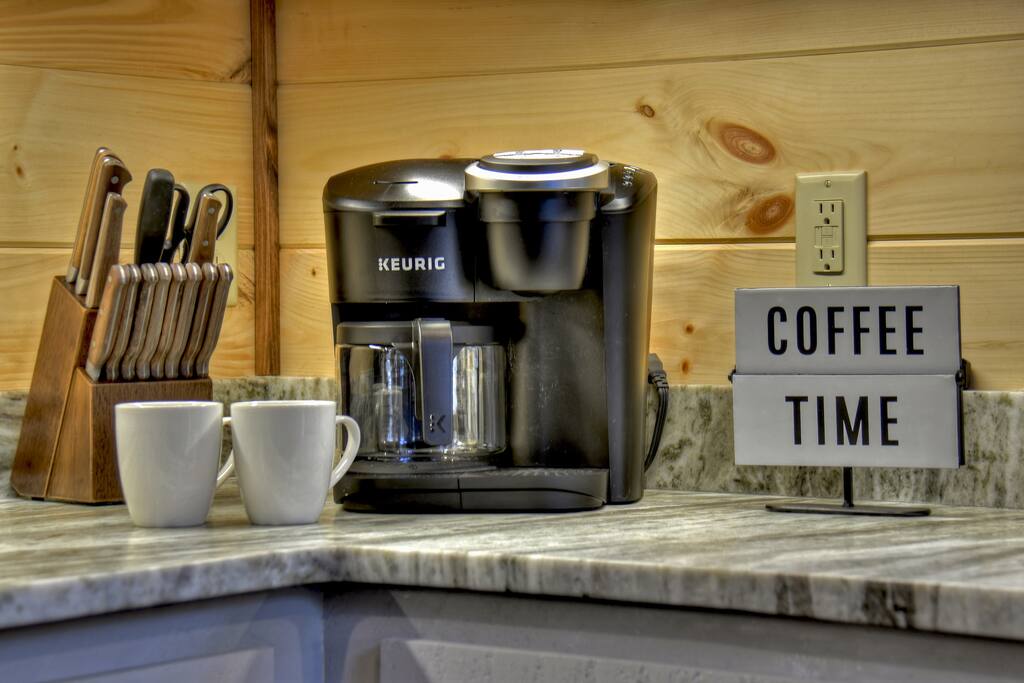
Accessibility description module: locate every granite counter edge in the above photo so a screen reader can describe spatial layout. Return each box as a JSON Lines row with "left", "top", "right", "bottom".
{"left": 1, "top": 534, "right": 1022, "bottom": 643}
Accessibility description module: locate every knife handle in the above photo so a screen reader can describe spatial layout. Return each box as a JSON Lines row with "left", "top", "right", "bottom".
{"left": 76, "top": 158, "right": 132, "bottom": 296}
{"left": 135, "top": 262, "right": 173, "bottom": 380}
{"left": 105, "top": 264, "right": 141, "bottom": 382}
{"left": 84, "top": 193, "right": 128, "bottom": 309}
{"left": 85, "top": 265, "right": 131, "bottom": 381}
{"left": 186, "top": 192, "right": 222, "bottom": 264}
{"left": 180, "top": 263, "right": 219, "bottom": 378}
{"left": 195, "top": 263, "right": 233, "bottom": 378}
{"left": 120, "top": 263, "right": 158, "bottom": 381}
{"left": 68, "top": 147, "right": 118, "bottom": 284}
{"left": 160, "top": 184, "right": 191, "bottom": 263}
{"left": 135, "top": 169, "right": 176, "bottom": 265}
{"left": 164, "top": 263, "right": 203, "bottom": 379}
{"left": 150, "top": 263, "right": 187, "bottom": 380}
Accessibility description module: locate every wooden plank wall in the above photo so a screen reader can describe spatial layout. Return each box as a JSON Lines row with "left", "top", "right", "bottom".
{"left": 276, "top": 0, "right": 1024, "bottom": 389}
{"left": 0, "top": 0, "right": 255, "bottom": 389}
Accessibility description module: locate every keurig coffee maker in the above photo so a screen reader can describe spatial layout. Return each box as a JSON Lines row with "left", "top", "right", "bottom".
{"left": 324, "top": 149, "right": 659, "bottom": 511}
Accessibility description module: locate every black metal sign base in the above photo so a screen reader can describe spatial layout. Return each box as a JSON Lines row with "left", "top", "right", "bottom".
{"left": 765, "top": 468, "right": 931, "bottom": 517}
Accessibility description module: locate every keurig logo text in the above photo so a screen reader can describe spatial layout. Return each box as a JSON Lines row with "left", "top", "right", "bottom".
{"left": 378, "top": 257, "right": 446, "bottom": 272}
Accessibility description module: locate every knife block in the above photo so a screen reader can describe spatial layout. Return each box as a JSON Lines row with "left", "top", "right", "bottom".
{"left": 11, "top": 277, "right": 212, "bottom": 503}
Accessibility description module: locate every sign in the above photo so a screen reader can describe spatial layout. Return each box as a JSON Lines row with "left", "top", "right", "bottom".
{"left": 735, "top": 286, "right": 960, "bottom": 374}
{"left": 733, "top": 286, "right": 963, "bottom": 469}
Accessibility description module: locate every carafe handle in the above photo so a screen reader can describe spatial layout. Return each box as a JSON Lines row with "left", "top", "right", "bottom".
{"left": 412, "top": 318, "right": 454, "bottom": 447}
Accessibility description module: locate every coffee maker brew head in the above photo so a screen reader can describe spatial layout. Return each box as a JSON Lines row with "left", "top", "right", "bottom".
{"left": 465, "top": 149, "right": 610, "bottom": 293}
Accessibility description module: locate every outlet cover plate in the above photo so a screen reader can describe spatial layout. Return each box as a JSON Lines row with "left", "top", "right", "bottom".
{"left": 795, "top": 171, "right": 866, "bottom": 287}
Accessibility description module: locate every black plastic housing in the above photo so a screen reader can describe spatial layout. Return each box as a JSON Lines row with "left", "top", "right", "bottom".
{"left": 324, "top": 158, "right": 657, "bottom": 509}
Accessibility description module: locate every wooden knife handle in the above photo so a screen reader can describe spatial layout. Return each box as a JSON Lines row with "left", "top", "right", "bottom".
{"left": 195, "top": 263, "right": 233, "bottom": 377}
{"left": 135, "top": 262, "right": 173, "bottom": 380}
{"left": 76, "top": 157, "right": 132, "bottom": 296}
{"left": 150, "top": 263, "right": 187, "bottom": 380}
{"left": 164, "top": 263, "right": 203, "bottom": 380}
{"left": 105, "top": 264, "right": 141, "bottom": 382}
{"left": 120, "top": 263, "right": 157, "bottom": 381}
{"left": 180, "top": 263, "right": 219, "bottom": 378}
{"left": 84, "top": 193, "right": 128, "bottom": 308}
{"left": 68, "top": 147, "right": 118, "bottom": 283}
{"left": 186, "top": 192, "right": 222, "bottom": 264}
{"left": 85, "top": 265, "right": 130, "bottom": 381}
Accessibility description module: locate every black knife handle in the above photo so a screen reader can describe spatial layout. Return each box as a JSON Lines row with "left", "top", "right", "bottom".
{"left": 135, "top": 169, "right": 176, "bottom": 264}
{"left": 413, "top": 318, "right": 453, "bottom": 448}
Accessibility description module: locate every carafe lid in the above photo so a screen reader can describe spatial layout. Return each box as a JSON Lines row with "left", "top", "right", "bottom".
{"left": 337, "top": 321, "right": 499, "bottom": 345}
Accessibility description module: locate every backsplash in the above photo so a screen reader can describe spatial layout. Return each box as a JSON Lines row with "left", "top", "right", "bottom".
{"left": 645, "top": 386, "right": 1024, "bottom": 509}
{"left": 2, "top": 378, "right": 1022, "bottom": 508}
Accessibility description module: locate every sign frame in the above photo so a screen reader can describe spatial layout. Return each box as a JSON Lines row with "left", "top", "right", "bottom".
{"left": 731, "top": 285, "right": 966, "bottom": 517}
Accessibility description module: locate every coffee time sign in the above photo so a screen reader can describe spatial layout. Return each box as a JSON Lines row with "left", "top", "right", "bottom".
{"left": 732, "top": 287, "right": 963, "bottom": 469}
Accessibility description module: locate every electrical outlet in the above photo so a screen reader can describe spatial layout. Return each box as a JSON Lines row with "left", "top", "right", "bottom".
{"left": 813, "top": 200, "right": 843, "bottom": 274}
{"left": 177, "top": 181, "right": 239, "bottom": 305}
{"left": 795, "top": 171, "right": 866, "bottom": 287}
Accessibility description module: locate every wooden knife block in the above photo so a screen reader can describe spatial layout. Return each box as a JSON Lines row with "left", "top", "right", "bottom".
{"left": 11, "top": 277, "right": 212, "bottom": 504}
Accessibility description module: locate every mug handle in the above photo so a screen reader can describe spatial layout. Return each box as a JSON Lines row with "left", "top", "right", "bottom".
{"left": 216, "top": 416, "right": 235, "bottom": 487}
{"left": 330, "top": 415, "right": 361, "bottom": 489}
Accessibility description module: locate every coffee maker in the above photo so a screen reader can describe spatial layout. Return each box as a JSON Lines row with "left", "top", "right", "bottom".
{"left": 324, "top": 149, "right": 660, "bottom": 511}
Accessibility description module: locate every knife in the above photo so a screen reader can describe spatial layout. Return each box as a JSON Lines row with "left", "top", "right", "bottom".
{"left": 186, "top": 192, "right": 222, "bottom": 264}
{"left": 179, "top": 262, "right": 219, "bottom": 378}
{"left": 120, "top": 263, "right": 158, "bottom": 381}
{"left": 134, "top": 169, "right": 176, "bottom": 265}
{"left": 135, "top": 262, "right": 173, "bottom": 380}
{"left": 160, "top": 184, "right": 191, "bottom": 262}
{"left": 83, "top": 193, "right": 128, "bottom": 309}
{"left": 149, "top": 263, "right": 187, "bottom": 380}
{"left": 195, "top": 263, "right": 233, "bottom": 378}
{"left": 75, "top": 157, "right": 132, "bottom": 297}
{"left": 164, "top": 262, "right": 203, "bottom": 379}
{"left": 67, "top": 147, "right": 119, "bottom": 284}
{"left": 84, "top": 265, "right": 131, "bottom": 381}
{"left": 105, "top": 264, "right": 142, "bottom": 382}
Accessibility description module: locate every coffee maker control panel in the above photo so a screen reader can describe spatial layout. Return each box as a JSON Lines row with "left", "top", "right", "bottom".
{"left": 601, "top": 163, "right": 657, "bottom": 214}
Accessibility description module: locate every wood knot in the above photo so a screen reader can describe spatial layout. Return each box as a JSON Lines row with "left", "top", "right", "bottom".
{"left": 710, "top": 121, "right": 776, "bottom": 164}
{"left": 635, "top": 102, "right": 656, "bottom": 118}
{"left": 684, "top": 323, "right": 695, "bottom": 334}
{"left": 681, "top": 359, "right": 691, "bottom": 374}
{"left": 14, "top": 165, "right": 24, "bottom": 178}
{"left": 310, "top": 267, "right": 317, "bottom": 277}
{"left": 745, "top": 194, "right": 793, "bottom": 234}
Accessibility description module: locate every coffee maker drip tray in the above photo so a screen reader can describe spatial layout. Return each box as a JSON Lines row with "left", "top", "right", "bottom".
{"left": 336, "top": 468, "right": 609, "bottom": 513}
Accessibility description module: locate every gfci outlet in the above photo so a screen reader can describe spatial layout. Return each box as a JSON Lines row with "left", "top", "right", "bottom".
{"left": 177, "top": 181, "right": 239, "bottom": 306}
{"left": 795, "top": 171, "right": 866, "bottom": 287}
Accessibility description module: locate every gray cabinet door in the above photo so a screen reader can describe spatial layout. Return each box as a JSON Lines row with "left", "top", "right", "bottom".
{"left": 0, "top": 589, "right": 323, "bottom": 683}
{"left": 380, "top": 638, "right": 797, "bottom": 683}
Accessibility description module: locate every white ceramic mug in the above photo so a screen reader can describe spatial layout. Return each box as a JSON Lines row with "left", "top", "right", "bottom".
{"left": 224, "top": 400, "right": 360, "bottom": 525}
{"left": 115, "top": 401, "right": 234, "bottom": 527}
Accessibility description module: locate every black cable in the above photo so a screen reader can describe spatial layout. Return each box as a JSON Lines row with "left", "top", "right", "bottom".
{"left": 645, "top": 353, "right": 670, "bottom": 471}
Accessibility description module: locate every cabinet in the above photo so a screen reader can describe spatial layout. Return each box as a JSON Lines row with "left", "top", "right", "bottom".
{"left": 324, "top": 588, "right": 1024, "bottom": 683}
{"left": 0, "top": 589, "right": 323, "bottom": 683}
{"left": 2, "top": 585, "right": 1022, "bottom": 682}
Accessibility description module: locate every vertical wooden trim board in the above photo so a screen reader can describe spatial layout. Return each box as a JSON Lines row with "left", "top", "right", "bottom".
{"left": 251, "top": 0, "right": 281, "bottom": 375}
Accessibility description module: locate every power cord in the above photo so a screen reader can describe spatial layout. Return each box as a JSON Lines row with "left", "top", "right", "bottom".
{"left": 645, "top": 353, "right": 670, "bottom": 471}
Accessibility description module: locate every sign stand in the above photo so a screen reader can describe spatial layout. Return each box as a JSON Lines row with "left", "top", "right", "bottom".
{"left": 765, "top": 466, "right": 930, "bottom": 517}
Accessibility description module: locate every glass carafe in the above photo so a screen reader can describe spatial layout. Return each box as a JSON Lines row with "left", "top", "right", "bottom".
{"left": 337, "top": 320, "right": 506, "bottom": 472}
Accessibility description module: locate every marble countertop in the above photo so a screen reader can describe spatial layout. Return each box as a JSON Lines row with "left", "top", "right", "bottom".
{"left": 2, "top": 488, "right": 1024, "bottom": 642}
